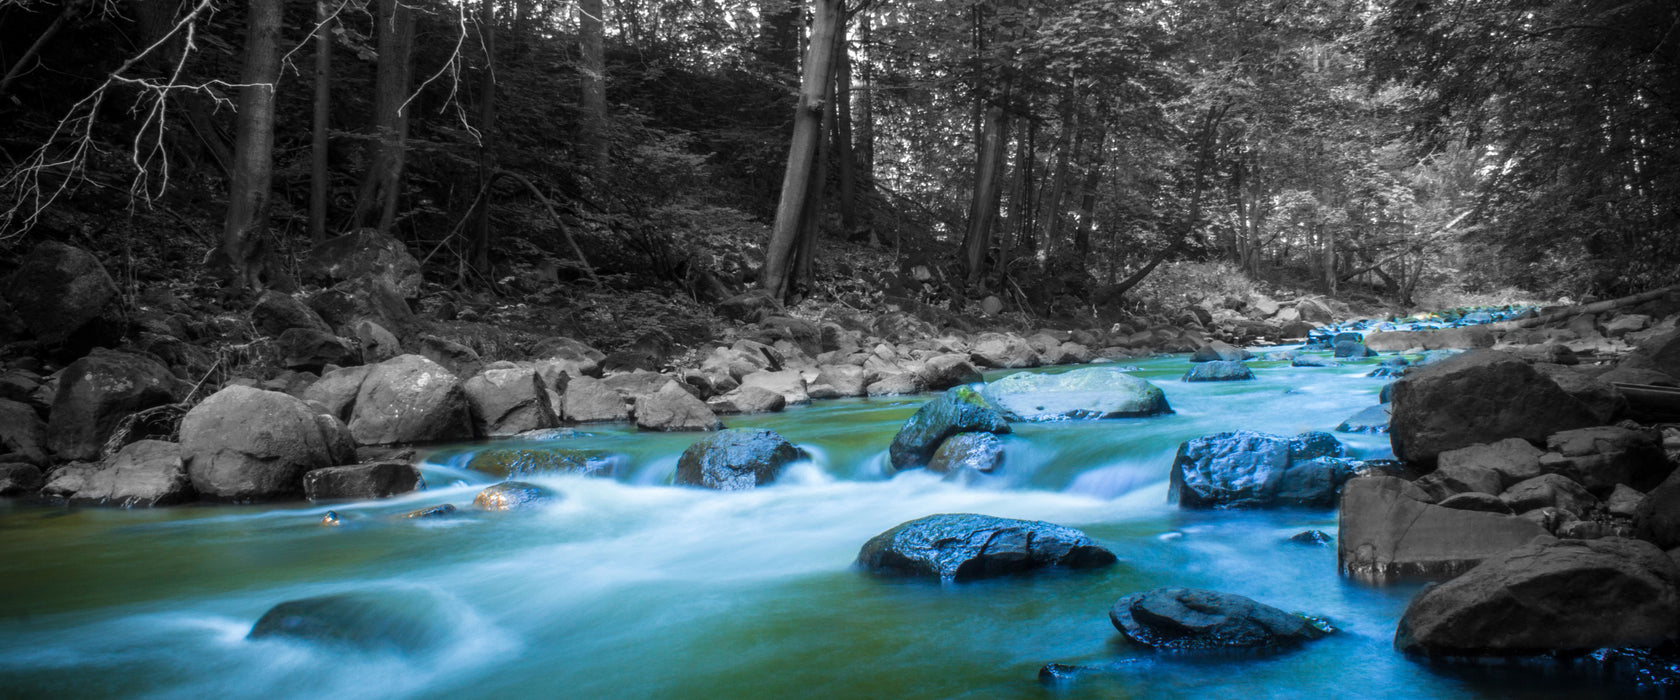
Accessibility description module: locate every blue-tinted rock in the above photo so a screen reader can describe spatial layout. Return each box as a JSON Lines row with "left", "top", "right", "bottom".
{"left": 1182, "top": 361, "right": 1255, "bottom": 382}
{"left": 887, "top": 386, "right": 1010, "bottom": 470}
{"left": 1170, "top": 430, "right": 1356, "bottom": 509}
{"left": 675, "top": 428, "right": 801, "bottom": 490}
{"left": 248, "top": 590, "right": 449, "bottom": 654}
{"left": 856, "top": 513, "right": 1116, "bottom": 582}
{"left": 472, "top": 481, "right": 556, "bottom": 510}
{"left": 982, "top": 367, "right": 1170, "bottom": 421}
{"left": 1110, "top": 588, "right": 1334, "bottom": 651}
{"left": 1336, "top": 404, "right": 1392, "bottom": 434}
{"left": 926, "top": 432, "right": 1003, "bottom": 475}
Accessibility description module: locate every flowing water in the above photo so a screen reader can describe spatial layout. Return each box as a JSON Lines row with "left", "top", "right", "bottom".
{"left": 0, "top": 352, "right": 1644, "bottom": 699}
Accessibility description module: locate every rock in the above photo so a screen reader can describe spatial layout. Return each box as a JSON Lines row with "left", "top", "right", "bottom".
{"left": 309, "top": 277, "right": 417, "bottom": 339}
{"left": 353, "top": 320, "right": 403, "bottom": 363}
{"left": 415, "top": 334, "right": 482, "bottom": 378}
{"left": 1501, "top": 474, "right": 1599, "bottom": 516}
{"left": 1190, "top": 341, "right": 1250, "bottom": 363}
{"left": 1338, "top": 476, "right": 1551, "bottom": 583}
{"left": 466, "top": 447, "right": 620, "bottom": 478}
{"left": 1412, "top": 462, "right": 1505, "bottom": 503}
{"left": 47, "top": 349, "right": 185, "bottom": 461}
{"left": 1291, "top": 355, "right": 1339, "bottom": 368}
{"left": 807, "top": 364, "right": 866, "bottom": 399}
{"left": 1395, "top": 538, "right": 1680, "bottom": 656}
{"left": 301, "top": 365, "right": 372, "bottom": 421}
{"left": 1170, "top": 431, "right": 1356, "bottom": 509}
{"left": 247, "top": 590, "right": 448, "bottom": 654}
{"left": 301, "top": 229, "right": 424, "bottom": 298}
{"left": 347, "top": 355, "right": 475, "bottom": 446}
{"left": 1181, "top": 360, "right": 1255, "bottom": 382}
{"left": 1607, "top": 484, "right": 1646, "bottom": 518}
{"left": 1389, "top": 350, "right": 1600, "bottom": 467}
{"left": 181, "top": 386, "right": 356, "bottom": 502}
{"left": 0, "top": 462, "right": 44, "bottom": 496}
{"left": 634, "top": 381, "right": 723, "bottom": 431}
{"left": 251, "top": 290, "right": 330, "bottom": 337}
{"left": 1541, "top": 426, "right": 1669, "bottom": 496}
{"left": 561, "top": 376, "right": 630, "bottom": 422}
{"left": 0, "top": 398, "right": 48, "bottom": 464}
{"left": 1635, "top": 471, "right": 1680, "bottom": 549}
{"left": 278, "top": 328, "right": 356, "bottom": 371}
{"left": 1295, "top": 298, "right": 1334, "bottom": 324}
{"left": 39, "top": 439, "right": 194, "bottom": 506}
{"left": 707, "top": 386, "right": 787, "bottom": 414}
{"left": 1598, "top": 365, "right": 1679, "bottom": 387}
{"left": 739, "top": 369, "right": 809, "bottom": 406}
{"left": 970, "top": 333, "right": 1039, "bottom": 369}
{"left": 1109, "top": 588, "right": 1334, "bottom": 652}
{"left": 1436, "top": 492, "right": 1515, "bottom": 515}
{"left": 462, "top": 367, "right": 559, "bottom": 437}
{"left": 1602, "top": 314, "right": 1652, "bottom": 338}
{"left": 1623, "top": 329, "right": 1680, "bottom": 383}
{"left": 0, "top": 241, "right": 126, "bottom": 357}
{"left": 1365, "top": 327, "right": 1496, "bottom": 352}
{"left": 982, "top": 367, "right": 1170, "bottom": 421}
{"left": 925, "top": 432, "right": 1004, "bottom": 475}
{"left": 855, "top": 513, "right": 1116, "bottom": 582}
{"left": 915, "top": 354, "right": 983, "bottom": 390}
{"left": 865, "top": 372, "right": 923, "bottom": 396}
{"left": 979, "top": 296, "right": 1004, "bottom": 316}
{"left": 302, "top": 461, "right": 422, "bottom": 501}
{"left": 1531, "top": 364, "right": 1627, "bottom": 423}
{"left": 1437, "top": 439, "right": 1544, "bottom": 486}
{"left": 528, "top": 336, "right": 604, "bottom": 380}
{"left": 887, "top": 386, "right": 1010, "bottom": 470}
{"left": 1333, "top": 340, "right": 1377, "bottom": 358}
{"left": 1335, "top": 404, "right": 1391, "bottom": 434}
{"left": 401, "top": 503, "right": 458, "bottom": 519}
{"left": 472, "top": 481, "right": 556, "bottom": 510}
{"left": 1288, "top": 530, "right": 1334, "bottom": 546}
{"left": 717, "top": 291, "right": 782, "bottom": 323}
{"left": 674, "top": 428, "right": 801, "bottom": 490}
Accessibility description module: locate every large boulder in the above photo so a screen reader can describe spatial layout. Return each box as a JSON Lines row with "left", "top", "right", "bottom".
{"left": 0, "top": 241, "right": 126, "bottom": 357}
{"left": 1170, "top": 431, "right": 1356, "bottom": 509}
{"left": 1500, "top": 473, "right": 1599, "bottom": 517}
{"left": 887, "top": 386, "right": 1010, "bottom": 470}
{"left": 1437, "top": 438, "right": 1544, "bottom": 486}
{"left": 309, "top": 277, "right": 418, "bottom": 339}
{"left": 1540, "top": 426, "right": 1670, "bottom": 496}
{"left": 634, "top": 380, "right": 723, "bottom": 431}
{"left": 247, "top": 590, "right": 449, "bottom": 654}
{"left": 347, "top": 355, "right": 475, "bottom": 445}
{"left": 739, "top": 369, "right": 809, "bottom": 406}
{"left": 806, "top": 365, "right": 867, "bottom": 399}
{"left": 706, "top": 386, "right": 786, "bottom": 414}
{"left": 181, "top": 386, "right": 356, "bottom": 501}
{"left": 301, "top": 229, "right": 424, "bottom": 298}
{"left": 277, "top": 328, "right": 356, "bottom": 371}
{"left": 461, "top": 367, "right": 559, "bottom": 437}
{"left": 528, "top": 336, "right": 605, "bottom": 381}
{"left": 1337, "top": 476, "right": 1550, "bottom": 583}
{"left": 39, "top": 439, "right": 195, "bottom": 506}
{"left": 915, "top": 354, "right": 983, "bottom": 391}
{"left": 1389, "top": 350, "right": 1600, "bottom": 467}
{"left": 855, "top": 513, "right": 1116, "bottom": 582}
{"left": 1635, "top": 471, "right": 1680, "bottom": 549}
{"left": 970, "top": 333, "right": 1039, "bottom": 369}
{"left": 1395, "top": 538, "right": 1680, "bottom": 656}
{"left": 301, "top": 365, "right": 372, "bottom": 421}
{"left": 466, "top": 447, "right": 620, "bottom": 478}
{"left": 981, "top": 367, "right": 1170, "bottom": 422}
{"left": 561, "top": 376, "right": 630, "bottom": 423}
{"left": 1181, "top": 360, "right": 1255, "bottom": 382}
{"left": 302, "top": 461, "right": 422, "bottom": 501}
{"left": 674, "top": 428, "right": 801, "bottom": 490}
{"left": 1109, "top": 588, "right": 1334, "bottom": 652}
{"left": 0, "top": 398, "right": 48, "bottom": 464}
{"left": 47, "top": 349, "right": 185, "bottom": 461}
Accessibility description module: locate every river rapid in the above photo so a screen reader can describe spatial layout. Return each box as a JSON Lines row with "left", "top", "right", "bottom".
{"left": 0, "top": 351, "right": 1636, "bottom": 699}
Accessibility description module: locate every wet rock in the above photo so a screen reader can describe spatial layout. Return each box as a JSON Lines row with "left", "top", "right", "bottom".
{"left": 1170, "top": 431, "right": 1356, "bottom": 509}
{"left": 301, "top": 229, "right": 424, "bottom": 298}
{"left": 1395, "top": 538, "right": 1680, "bottom": 656}
{"left": 1334, "top": 340, "right": 1377, "bottom": 358}
{"left": 1288, "top": 530, "right": 1334, "bottom": 546}
{"left": 634, "top": 381, "right": 723, "bottom": 431}
{"left": 1501, "top": 474, "right": 1599, "bottom": 517}
{"left": 1335, "top": 404, "right": 1391, "bottom": 434}
{"left": 887, "top": 386, "right": 1010, "bottom": 470}
{"left": 0, "top": 462, "right": 44, "bottom": 496}
{"left": 1436, "top": 492, "right": 1515, "bottom": 515}
{"left": 561, "top": 376, "right": 630, "bottom": 423}
{"left": 347, "top": 355, "right": 475, "bottom": 446}
{"left": 926, "top": 432, "right": 1003, "bottom": 475}
{"left": 982, "top": 367, "right": 1170, "bottom": 422}
{"left": 1338, "top": 476, "right": 1550, "bottom": 583}
{"left": 1182, "top": 361, "right": 1255, "bottom": 382}
{"left": 247, "top": 590, "right": 449, "bottom": 653}
{"left": 706, "top": 385, "right": 786, "bottom": 414}
{"left": 472, "top": 481, "right": 556, "bottom": 510}
{"left": 402, "top": 503, "right": 457, "bottom": 519}
{"left": 0, "top": 398, "right": 48, "bottom": 465}
{"left": 1109, "top": 588, "right": 1334, "bottom": 652}
{"left": 182, "top": 386, "right": 356, "bottom": 502}
{"left": 251, "top": 290, "right": 331, "bottom": 337}
{"left": 1291, "top": 355, "right": 1340, "bottom": 368}
{"left": 0, "top": 241, "right": 126, "bottom": 357}
{"left": 1541, "top": 426, "right": 1669, "bottom": 496}
{"left": 970, "top": 333, "right": 1039, "bottom": 369}
{"left": 675, "top": 428, "right": 801, "bottom": 491}
{"left": 1389, "top": 350, "right": 1599, "bottom": 467}
{"left": 303, "top": 461, "right": 422, "bottom": 501}
{"left": 466, "top": 447, "right": 619, "bottom": 478}
{"left": 1437, "top": 439, "right": 1544, "bottom": 486}
{"left": 1190, "top": 341, "right": 1251, "bottom": 363}
{"left": 856, "top": 513, "right": 1116, "bottom": 582}
{"left": 462, "top": 367, "right": 559, "bottom": 437}
{"left": 40, "top": 439, "right": 194, "bottom": 506}
{"left": 48, "top": 349, "right": 185, "bottom": 461}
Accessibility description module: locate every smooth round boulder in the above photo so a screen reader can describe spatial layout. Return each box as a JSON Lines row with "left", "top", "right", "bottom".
{"left": 47, "top": 349, "right": 184, "bottom": 461}
{"left": 347, "top": 355, "right": 475, "bottom": 446}
{"left": 1170, "top": 431, "right": 1355, "bottom": 509}
{"left": 969, "top": 333, "right": 1039, "bottom": 369}
{"left": 886, "top": 386, "right": 1010, "bottom": 471}
{"left": 247, "top": 590, "right": 449, "bottom": 654}
{"left": 181, "top": 385, "right": 356, "bottom": 502}
{"left": 1109, "top": 588, "right": 1334, "bottom": 651}
{"left": 1181, "top": 360, "right": 1255, "bottom": 382}
{"left": 674, "top": 428, "right": 801, "bottom": 491}
{"left": 472, "top": 481, "right": 556, "bottom": 510}
{"left": 634, "top": 380, "right": 723, "bottom": 431}
{"left": 981, "top": 367, "right": 1171, "bottom": 421}
{"left": 856, "top": 513, "right": 1116, "bottom": 582}
{"left": 1389, "top": 350, "right": 1599, "bottom": 467}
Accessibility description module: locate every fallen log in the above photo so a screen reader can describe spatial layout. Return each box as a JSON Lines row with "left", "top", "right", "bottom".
{"left": 1491, "top": 283, "right": 1680, "bottom": 331}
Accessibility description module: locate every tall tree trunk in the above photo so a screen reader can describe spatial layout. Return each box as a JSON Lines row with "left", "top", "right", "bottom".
{"left": 309, "top": 0, "right": 333, "bottom": 244}
{"left": 963, "top": 99, "right": 1008, "bottom": 287}
{"left": 352, "top": 0, "right": 416, "bottom": 234}
{"left": 761, "top": 0, "right": 842, "bottom": 301}
{"left": 855, "top": 11, "right": 874, "bottom": 191}
{"left": 471, "top": 0, "right": 498, "bottom": 276}
{"left": 1072, "top": 115, "right": 1108, "bottom": 257}
{"left": 221, "top": 0, "right": 282, "bottom": 290}
{"left": 833, "top": 27, "right": 859, "bottom": 235}
{"left": 578, "top": 0, "right": 607, "bottom": 172}
{"left": 1042, "top": 86, "right": 1076, "bottom": 256}
{"left": 1002, "top": 115, "right": 1033, "bottom": 275}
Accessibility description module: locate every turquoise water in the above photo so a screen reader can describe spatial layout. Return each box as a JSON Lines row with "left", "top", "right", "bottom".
{"left": 0, "top": 352, "right": 1639, "bottom": 698}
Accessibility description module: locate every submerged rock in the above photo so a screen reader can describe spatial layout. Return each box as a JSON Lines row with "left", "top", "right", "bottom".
{"left": 856, "top": 513, "right": 1116, "bottom": 582}
{"left": 466, "top": 447, "right": 619, "bottom": 478}
{"left": 472, "top": 481, "right": 556, "bottom": 510}
{"left": 674, "top": 428, "right": 801, "bottom": 491}
{"left": 886, "top": 386, "right": 1010, "bottom": 471}
{"left": 1169, "top": 431, "right": 1356, "bottom": 509}
{"left": 1288, "top": 530, "right": 1334, "bottom": 546}
{"left": 303, "top": 461, "right": 422, "bottom": 501}
{"left": 1109, "top": 588, "right": 1334, "bottom": 652}
{"left": 247, "top": 590, "right": 449, "bottom": 654}
{"left": 1335, "top": 404, "right": 1392, "bottom": 434}
{"left": 1181, "top": 361, "right": 1255, "bottom": 382}
{"left": 981, "top": 367, "right": 1171, "bottom": 421}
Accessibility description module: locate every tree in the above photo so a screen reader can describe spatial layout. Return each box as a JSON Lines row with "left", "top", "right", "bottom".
{"left": 352, "top": 0, "right": 417, "bottom": 235}
{"left": 762, "top": 0, "right": 844, "bottom": 301}
{"left": 220, "top": 0, "right": 283, "bottom": 290}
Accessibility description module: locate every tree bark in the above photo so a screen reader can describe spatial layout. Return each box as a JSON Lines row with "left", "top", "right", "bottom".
{"left": 963, "top": 99, "right": 1008, "bottom": 286}
{"left": 1072, "top": 115, "right": 1108, "bottom": 257}
{"left": 856, "top": 11, "right": 875, "bottom": 190}
{"left": 833, "top": 27, "right": 859, "bottom": 235}
{"left": 578, "top": 0, "right": 607, "bottom": 172}
{"left": 761, "top": 0, "right": 842, "bottom": 301}
{"left": 471, "top": 0, "right": 498, "bottom": 277}
{"left": 221, "top": 0, "right": 282, "bottom": 290}
{"left": 309, "top": 0, "right": 333, "bottom": 244}
{"left": 352, "top": 0, "right": 416, "bottom": 234}
{"left": 794, "top": 28, "right": 843, "bottom": 296}
{"left": 1042, "top": 86, "right": 1076, "bottom": 256}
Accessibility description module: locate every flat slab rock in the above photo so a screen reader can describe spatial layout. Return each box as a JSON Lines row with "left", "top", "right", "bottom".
{"left": 855, "top": 513, "right": 1116, "bottom": 582}
{"left": 1110, "top": 588, "right": 1334, "bottom": 652}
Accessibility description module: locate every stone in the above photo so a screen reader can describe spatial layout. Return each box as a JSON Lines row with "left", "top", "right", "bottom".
{"left": 1364, "top": 327, "right": 1496, "bottom": 353}
{"left": 1288, "top": 530, "right": 1334, "bottom": 546}
{"left": 528, "top": 336, "right": 605, "bottom": 380}
{"left": 806, "top": 364, "right": 866, "bottom": 399}
{"left": 181, "top": 386, "right": 356, "bottom": 502}
{"left": 674, "top": 428, "right": 801, "bottom": 491}
{"left": 925, "top": 432, "right": 1004, "bottom": 475}
{"left": 561, "top": 376, "right": 630, "bottom": 422}
{"left": 251, "top": 290, "right": 330, "bottom": 337}
{"left": 247, "top": 590, "right": 448, "bottom": 654}
{"left": 0, "top": 462, "right": 44, "bottom": 496}
{"left": 1395, "top": 538, "right": 1680, "bottom": 656}
{"left": 466, "top": 447, "right": 620, "bottom": 478}
{"left": 1181, "top": 360, "right": 1255, "bottom": 382}
{"left": 0, "top": 398, "right": 48, "bottom": 464}
{"left": 982, "top": 367, "right": 1170, "bottom": 421}
{"left": 347, "top": 355, "right": 475, "bottom": 445}
{"left": 1170, "top": 431, "right": 1356, "bottom": 509}
{"left": 718, "top": 291, "right": 782, "bottom": 324}
{"left": 1389, "top": 350, "right": 1599, "bottom": 467}
{"left": 1333, "top": 340, "right": 1377, "bottom": 358}
{"left": 1412, "top": 462, "right": 1505, "bottom": 503}
{"left": 47, "top": 349, "right": 184, "bottom": 461}
{"left": 1436, "top": 439, "right": 1544, "bottom": 487}
{"left": 309, "top": 277, "right": 418, "bottom": 340}
{"left": 472, "top": 481, "right": 556, "bottom": 510}
{"left": 0, "top": 241, "right": 126, "bottom": 357}
{"left": 1295, "top": 298, "right": 1334, "bottom": 324}
{"left": 855, "top": 513, "right": 1116, "bottom": 582}
{"left": 40, "top": 439, "right": 194, "bottom": 506}
{"left": 1436, "top": 492, "right": 1514, "bottom": 515}
{"left": 1292, "top": 355, "right": 1340, "bottom": 368}
{"left": 301, "top": 229, "right": 424, "bottom": 298}
{"left": 887, "top": 386, "right": 1010, "bottom": 470}
{"left": 1602, "top": 314, "right": 1652, "bottom": 338}
{"left": 1635, "top": 471, "right": 1680, "bottom": 549}
{"left": 302, "top": 461, "right": 422, "bottom": 501}
{"left": 1335, "top": 404, "right": 1391, "bottom": 434}
{"left": 278, "top": 328, "right": 357, "bottom": 371}
{"left": 402, "top": 504, "right": 458, "bottom": 519}
{"left": 301, "top": 365, "right": 372, "bottom": 421}
{"left": 1109, "top": 588, "right": 1334, "bottom": 652}
{"left": 739, "top": 369, "right": 809, "bottom": 406}
{"left": 1189, "top": 341, "right": 1250, "bottom": 363}
{"left": 1607, "top": 484, "right": 1646, "bottom": 518}
{"left": 1337, "top": 476, "right": 1550, "bottom": 583}
{"left": 706, "top": 386, "right": 786, "bottom": 414}
{"left": 353, "top": 320, "right": 403, "bottom": 363}
{"left": 1541, "top": 426, "right": 1670, "bottom": 496}
{"left": 1501, "top": 474, "right": 1599, "bottom": 516}
{"left": 969, "top": 333, "right": 1039, "bottom": 369}
{"left": 979, "top": 296, "right": 1004, "bottom": 316}
{"left": 865, "top": 372, "right": 923, "bottom": 396}
{"left": 415, "top": 334, "right": 482, "bottom": 378}
{"left": 915, "top": 354, "right": 983, "bottom": 391}
{"left": 634, "top": 381, "right": 723, "bottom": 431}
{"left": 462, "top": 367, "right": 559, "bottom": 437}
{"left": 1599, "top": 366, "right": 1679, "bottom": 387}
{"left": 1531, "top": 364, "right": 1627, "bottom": 423}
